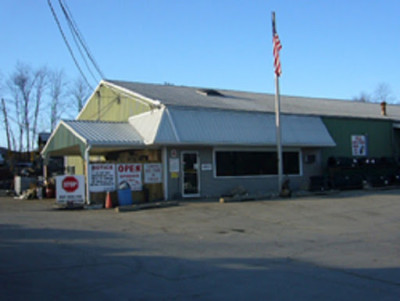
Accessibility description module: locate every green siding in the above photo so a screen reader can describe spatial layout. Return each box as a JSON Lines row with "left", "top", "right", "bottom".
{"left": 43, "top": 123, "right": 85, "bottom": 157}
{"left": 78, "top": 84, "right": 151, "bottom": 121}
{"left": 322, "top": 117, "right": 394, "bottom": 166}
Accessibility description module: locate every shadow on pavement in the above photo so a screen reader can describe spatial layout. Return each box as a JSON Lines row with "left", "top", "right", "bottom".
{"left": 0, "top": 224, "right": 399, "bottom": 300}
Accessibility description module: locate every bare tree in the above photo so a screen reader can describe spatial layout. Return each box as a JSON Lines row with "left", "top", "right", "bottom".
{"left": 48, "top": 69, "right": 67, "bottom": 131}
{"left": 31, "top": 68, "right": 47, "bottom": 150}
{"left": 7, "top": 62, "right": 48, "bottom": 152}
{"left": 373, "top": 83, "right": 395, "bottom": 104}
{"left": 70, "top": 77, "right": 91, "bottom": 115}
{"left": 8, "top": 63, "right": 31, "bottom": 152}
{"left": 353, "top": 92, "right": 371, "bottom": 103}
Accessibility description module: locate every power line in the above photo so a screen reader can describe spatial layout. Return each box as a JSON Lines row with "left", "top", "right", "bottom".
{"left": 47, "top": 0, "right": 94, "bottom": 89}
{"left": 59, "top": 0, "right": 105, "bottom": 80}
{"left": 64, "top": 13, "right": 100, "bottom": 84}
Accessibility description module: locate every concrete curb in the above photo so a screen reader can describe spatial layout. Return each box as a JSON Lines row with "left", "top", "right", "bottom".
{"left": 115, "top": 201, "right": 179, "bottom": 213}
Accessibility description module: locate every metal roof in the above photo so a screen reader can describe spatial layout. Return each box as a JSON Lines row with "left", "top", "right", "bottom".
{"left": 62, "top": 120, "right": 143, "bottom": 146}
{"left": 106, "top": 80, "right": 400, "bottom": 121}
{"left": 129, "top": 107, "right": 335, "bottom": 147}
{"left": 42, "top": 120, "right": 144, "bottom": 157}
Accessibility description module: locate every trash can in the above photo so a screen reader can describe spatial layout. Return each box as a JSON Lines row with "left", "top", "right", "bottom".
{"left": 117, "top": 181, "right": 133, "bottom": 206}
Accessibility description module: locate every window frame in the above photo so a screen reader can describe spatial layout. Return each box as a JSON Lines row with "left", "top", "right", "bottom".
{"left": 213, "top": 147, "right": 302, "bottom": 178}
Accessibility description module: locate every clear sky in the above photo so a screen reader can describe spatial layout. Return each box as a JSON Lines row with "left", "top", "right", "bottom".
{"left": 0, "top": 0, "right": 399, "bottom": 147}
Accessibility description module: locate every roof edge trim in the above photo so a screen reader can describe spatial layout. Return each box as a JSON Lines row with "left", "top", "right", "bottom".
{"left": 165, "top": 107, "right": 180, "bottom": 143}
{"left": 102, "top": 80, "right": 161, "bottom": 107}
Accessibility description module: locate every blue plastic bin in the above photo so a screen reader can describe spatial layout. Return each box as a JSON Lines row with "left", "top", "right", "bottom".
{"left": 117, "top": 188, "right": 133, "bottom": 206}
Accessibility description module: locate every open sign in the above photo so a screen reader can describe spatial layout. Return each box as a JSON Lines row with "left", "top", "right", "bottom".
{"left": 118, "top": 164, "right": 141, "bottom": 173}
{"left": 116, "top": 164, "right": 142, "bottom": 191}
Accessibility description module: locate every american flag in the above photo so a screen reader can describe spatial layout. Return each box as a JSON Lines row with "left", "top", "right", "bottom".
{"left": 272, "top": 14, "right": 282, "bottom": 77}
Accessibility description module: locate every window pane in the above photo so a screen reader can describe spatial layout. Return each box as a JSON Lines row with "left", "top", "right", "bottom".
{"left": 283, "top": 152, "right": 300, "bottom": 174}
{"left": 216, "top": 151, "right": 299, "bottom": 177}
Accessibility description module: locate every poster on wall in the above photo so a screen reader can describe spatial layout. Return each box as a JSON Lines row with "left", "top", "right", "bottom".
{"left": 144, "top": 163, "right": 162, "bottom": 184}
{"left": 116, "top": 163, "right": 142, "bottom": 191}
{"left": 351, "top": 135, "right": 367, "bottom": 156}
{"left": 169, "top": 158, "right": 179, "bottom": 173}
{"left": 56, "top": 175, "right": 85, "bottom": 204}
{"left": 88, "top": 163, "right": 116, "bottom": 192}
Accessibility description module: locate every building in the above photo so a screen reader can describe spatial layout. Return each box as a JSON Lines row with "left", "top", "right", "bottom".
{"left": 42, "top": 80, "right": 400, "bottom": 203}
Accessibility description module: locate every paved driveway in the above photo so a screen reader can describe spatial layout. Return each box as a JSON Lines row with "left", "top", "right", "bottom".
{"left": 1, "top": 190, "right": 400, "bottom": 300}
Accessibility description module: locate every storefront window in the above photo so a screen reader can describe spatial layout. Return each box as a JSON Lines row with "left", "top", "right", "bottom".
{"left": 215, "top": 151, "right": 299, "bottom": 177}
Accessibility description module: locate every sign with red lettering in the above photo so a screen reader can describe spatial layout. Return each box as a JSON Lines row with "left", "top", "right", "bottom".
{"left": 116, "top": 163, "right": 142, "bottom": 191}
{"left": 89, "top": 163, "right": 116, "bottom": 192}
{"left": 56, "top": 175, "right": 85, "bottom": 204}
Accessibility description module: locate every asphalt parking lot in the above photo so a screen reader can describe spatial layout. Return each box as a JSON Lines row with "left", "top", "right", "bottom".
{"left": 1, "top": 190, "right": 400, "bottom": 300}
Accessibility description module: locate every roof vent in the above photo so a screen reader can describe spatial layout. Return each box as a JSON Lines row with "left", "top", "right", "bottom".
{"left": 196, "top": 88, "right": 224, "bottom": 97}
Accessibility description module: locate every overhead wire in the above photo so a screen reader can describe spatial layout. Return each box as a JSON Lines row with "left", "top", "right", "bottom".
{"left": 58, "top": 0, "right": 105, "bottom": 79}
{"left": 64, "top": 14, "right": 100, "bottom": 84}
{"left": 47, "top": 0, "right": 94, "bottom": 89}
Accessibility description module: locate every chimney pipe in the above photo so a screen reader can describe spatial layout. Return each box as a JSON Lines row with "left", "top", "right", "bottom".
{"left": 380, "top": 101, "right": 387, "bottom": 116}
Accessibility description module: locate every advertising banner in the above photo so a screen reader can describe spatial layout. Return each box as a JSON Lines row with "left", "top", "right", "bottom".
{"left": 144, "top": 163, "right": 162, "bottom": 184}
{"left": 56, "top": 175, "right": 85, "bottom": 204}
{"left": 89, "top": 163, "right": 116, "bottom": 192}
{"left": 116, "top": 163, "right": 142, "bottom": 191}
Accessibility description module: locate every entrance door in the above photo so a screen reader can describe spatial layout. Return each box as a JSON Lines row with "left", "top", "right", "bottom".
{"left": 182, "top": 152, "right": 200, "bottom": 197}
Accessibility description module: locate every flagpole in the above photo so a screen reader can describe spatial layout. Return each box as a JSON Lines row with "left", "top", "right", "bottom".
{"left": 272, "top": 11, "right": 283, "bottom": 194}
{"left": 275, "top": 72, "right": 283, "bottom": 194}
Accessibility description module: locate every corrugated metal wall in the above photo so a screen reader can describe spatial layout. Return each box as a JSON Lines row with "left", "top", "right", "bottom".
{"left": 321, "top": 117, "right": 394, "bottom": 166}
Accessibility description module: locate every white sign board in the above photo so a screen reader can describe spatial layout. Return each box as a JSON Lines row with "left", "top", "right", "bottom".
{"left": 89, "top": 163, "right": 116, "bottom": 192}
{"left": 351, "top": 135, "right": 367, "bottom": 156}
{"left": 201, "top": 163, "right": 213, "bottom": 171}
{"left": 117, "top": 163, "right": 142, "bottom": 191}
{"left": 169, "top": 158, "right": 180, "bottom": 173}
{"left": 56, "top": 175, "right": 85, "bottom": 204}
{"left": 144, "top": 163, "right": 162, "bottom": 184}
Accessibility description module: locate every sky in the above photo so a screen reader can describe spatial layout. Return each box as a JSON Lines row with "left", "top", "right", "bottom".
{"left": 0, "top": 0, "right": 399, "bottom": 147}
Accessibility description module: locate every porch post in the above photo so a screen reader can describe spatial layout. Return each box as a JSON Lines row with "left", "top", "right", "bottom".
{"left": 84, "top": 145, "right": 92, "bottom": 205}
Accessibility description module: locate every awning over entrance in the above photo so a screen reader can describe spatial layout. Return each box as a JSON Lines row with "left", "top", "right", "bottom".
{"left": 41, "top": 120, "right": 144, "bottom": 158}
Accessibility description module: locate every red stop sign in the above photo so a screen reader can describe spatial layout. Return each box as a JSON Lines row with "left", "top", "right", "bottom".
{"left": 62, "top": 176, "right": 79, "bottom": 193}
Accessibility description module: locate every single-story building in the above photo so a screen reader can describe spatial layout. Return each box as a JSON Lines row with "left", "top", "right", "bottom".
{"left": 42, "top": 80, "right": 400, "bottom": 203}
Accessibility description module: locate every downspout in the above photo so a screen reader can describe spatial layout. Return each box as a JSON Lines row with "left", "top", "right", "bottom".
{"left": 84, "top": 145, "right": 92, "bottom": 205}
